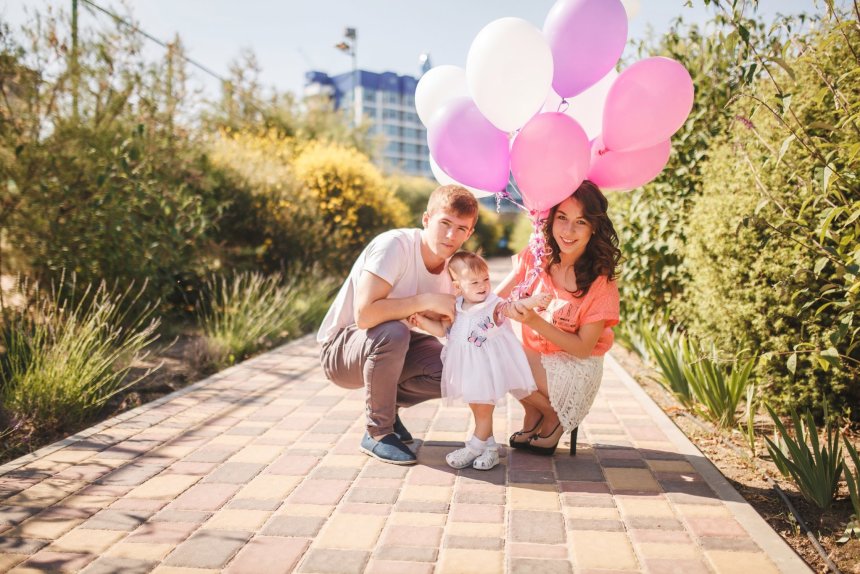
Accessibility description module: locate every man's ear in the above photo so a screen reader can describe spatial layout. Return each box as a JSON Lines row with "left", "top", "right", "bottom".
{"left": 421, "top": 211, "right": 429, "bottom": 228}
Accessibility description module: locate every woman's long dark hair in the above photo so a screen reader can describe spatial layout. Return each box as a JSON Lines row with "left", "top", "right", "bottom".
{"left": 541, "top": 180, "right": 621, "bottom": 297}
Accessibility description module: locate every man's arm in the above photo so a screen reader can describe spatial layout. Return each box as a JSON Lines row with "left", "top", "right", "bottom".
{"left": 354, "top": 270, "right": 456, "bottom": 330}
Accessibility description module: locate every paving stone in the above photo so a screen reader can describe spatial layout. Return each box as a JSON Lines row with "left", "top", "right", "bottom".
{"left": 339, "top": 503, "right": 392, "bottom": 516}
{"left": 365, "top": 560, "right": 434, "bottom": 574}
{"left": 509, "top": 558, "right": 573, "bottom": 574}
{"left": 224, "top": 536, "right": 309, "bottom": 574}
{"left": 381, "top": 524, "right": 442, "bottom": 548}
{"left": 227, "top": 498, "right": 283, "bottom": 511}
{"left": 684, "top": 517, "right": 748, "bottom": 538}
{"left": 554, "top": 460, "right": 605, "bottom": 482}
{"left": 309, "top": 466, "right": 361, "bottom": 481}
{"left": 316, "top": 514, "right": 386, "bottom": 549}
{"left": 453, "top": 490, "right": 505, "bottom": 505}
{"left": 705, "top": 550, "right": 780, "bottom": 574}
{"left": 509, "top": 510, "right": 565, "bottom": 544}
{"left": 394, "top": 500, "right": 449, "bottom": 514}
{"left": 183, "top": 446, "right": 240, "bottom": 463}
{"left": 570, "top": 531, "right": 638, "bottom": 570}
{"left": 0, "top": 537, "right": 49, "bottom": 554}
{"left": 298, "top": 548, "right": 370, "bottom": 574}
{"left": 80, "top": 556, "right": 157, "bottom": 574}
{"left": 507, "top": 543, "right": 569, "bottom": 559}
{"left": 443, "top": 535, "right": 503, "bottom": 550}
{"left": 508, "top": 470, "right": 556, "bottom": 484}
{"left": 287, "top": 479, "right": 350, "bottom": 505}
{"left": 163, "top": 529, "right": 251, "bottom": 568}
{"left": 449, "top": 504, "right": 504, "bottom": 524}
{"left": 202, "top": 463, "right": 265, "bottom": 484}
{"left": 437, "top": 548, "right": 503, "bottom": 574}
{"left": 261, "top": 515, "right": 326, "bottom": 537}
{"left": 170, "top": 483, "right": 239, "bottom": 511}
{"left": 374, "top": 545, "right": 438, "bottom": 563}
{"left": 267, "top": 455, "right": 320, "bottom": 476}
{"left": 202, "top": 509, "right": 270, "bottom": 531}
{"left": 360, "top": 464, "right": 409, "bottom": 479}
{"left": 49, "top": 528, "right": 126, "bottom": 553}
{"left": 627, "top": 515, "right": 684, "bottom": 531}
{"left": 16, "top": 550, "right": 97, "bottom": 572}
{"left": 566, "top": 518, "right": 625, "bottom": 531}
{"left": 150, "top": 509, "right": 212, "bottom": 524}
{"left": 126, "top": 521, "right": 199, "bottom": 544}
{"left": 98, "top": 463, "right": 165, "bottom": 486}
{"left": 644, "top": 558, "right": 711, "bottom": 574}
{"left": 699, "top": 536, "right": 761, "bottom": 552}
{"left": 346, "top": 487, "right": 399, "bottom": 505}
{"left": 406, "top": 466, "right": 456, "bottom": 486}
{"left": 83, "top": 509, "right": 152, "bottom": 531}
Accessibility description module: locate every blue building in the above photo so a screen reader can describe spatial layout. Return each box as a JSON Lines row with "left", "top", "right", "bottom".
{"left": 304, "top": 69, "right": 432, "bottom": 178}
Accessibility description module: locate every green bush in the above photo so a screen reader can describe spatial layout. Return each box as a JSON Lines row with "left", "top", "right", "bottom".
{"left": 678, "top": 12, "right": 859, "bottom": 418}
{"left": 684, "top": 342, "right": 756, "bottom": 429}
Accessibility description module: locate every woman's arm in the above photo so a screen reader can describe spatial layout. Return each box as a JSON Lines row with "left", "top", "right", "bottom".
{"left": 508, "top": 305, "right": 604, "bottom": 359}
{"left": 494, "top": 267, "right": 520, "bottom": 299}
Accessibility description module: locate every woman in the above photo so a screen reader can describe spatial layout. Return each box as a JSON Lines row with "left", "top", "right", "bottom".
{"left": 497, "top": 180, "right": 621, "bottom": 456}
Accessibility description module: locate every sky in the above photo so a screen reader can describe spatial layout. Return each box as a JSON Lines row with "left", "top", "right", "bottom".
{"left": 1, "top": 0, "right": 821, "bottom": 100}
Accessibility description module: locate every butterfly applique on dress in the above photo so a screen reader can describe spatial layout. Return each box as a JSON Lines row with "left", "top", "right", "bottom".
{"left": 477, "top": 316, "right": 494, "bottom": 331}
{"left": 468, "top": 330, "right": 487, "bottom": 348}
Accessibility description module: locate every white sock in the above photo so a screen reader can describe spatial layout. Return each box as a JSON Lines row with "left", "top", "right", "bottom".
{"left": 486, "top": 437, "right": 498, "bottom": 450}
{"left": 466, "top": 435, "right": 487, "bottom": 454}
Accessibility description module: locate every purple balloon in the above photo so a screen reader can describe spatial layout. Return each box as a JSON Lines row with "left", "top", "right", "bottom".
{"left": 544, "top": 0, "right": 628, "bottom": 98}
{"left": 602, "top": 57, "right": 695, "bottom": 152}
{"left": 427, "top": 97, "right": 511, "bottom": 192}
{"left": 588, "top": 136, "right": 671, "bottom": 190}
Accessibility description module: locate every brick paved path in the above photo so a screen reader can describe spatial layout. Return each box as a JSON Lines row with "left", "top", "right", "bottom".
{"left": 0, "top": 334, "right": 810, "bottom": 573}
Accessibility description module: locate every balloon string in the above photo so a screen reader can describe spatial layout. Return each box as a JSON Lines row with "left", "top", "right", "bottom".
{"left": 493, "top": 189, "right": 548, "bottom": 302}
{"left": 557, "top": 98, "right": 569, "bottom": 114}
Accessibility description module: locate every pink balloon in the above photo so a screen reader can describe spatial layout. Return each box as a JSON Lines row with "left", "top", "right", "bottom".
{"left": 603, "top": 57, "right": 694, "bottom": 152}
{"left": 587, "top": 136, "right": 671, "bottom": 190}
{"left": 427, "top": 97, "right": 511, "bottom": 192}
{"left": 544, "top": 0, "right": 628, "bottom": 98}
{"left": 511, "top": 113, "right": 590, "bottom": 212}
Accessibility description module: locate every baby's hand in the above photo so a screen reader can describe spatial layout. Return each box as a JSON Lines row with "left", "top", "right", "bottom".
{"left": 407, "top": 313, "right": 421, "bottom": 327}
{"left": 517, "top": 291, "right": 552, "bottom": 310}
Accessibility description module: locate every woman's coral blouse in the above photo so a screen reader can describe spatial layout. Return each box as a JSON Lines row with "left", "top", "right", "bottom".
{"left": 512, "top": 250, "right": 620, "bottom": 356}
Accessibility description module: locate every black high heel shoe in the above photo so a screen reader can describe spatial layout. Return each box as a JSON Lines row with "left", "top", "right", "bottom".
{"left": 526, "top": 422, "right": 564, "bottom": 456}
{"left": 509, "top": 415, "right": 544, "bottom": 449}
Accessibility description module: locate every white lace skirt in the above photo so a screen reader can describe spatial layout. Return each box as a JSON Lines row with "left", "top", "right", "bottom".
{"left": 541, "top": 353, "right": 604, "bottom": 432}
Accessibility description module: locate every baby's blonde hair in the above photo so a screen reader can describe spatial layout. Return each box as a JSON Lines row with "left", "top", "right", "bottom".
{"left": 447, "top": 250, "right": 488, "bottom": 280}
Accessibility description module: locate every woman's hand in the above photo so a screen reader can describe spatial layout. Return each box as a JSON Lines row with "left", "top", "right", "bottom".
{"left": 506, "top": 301, "right": 541, "bottom": 326}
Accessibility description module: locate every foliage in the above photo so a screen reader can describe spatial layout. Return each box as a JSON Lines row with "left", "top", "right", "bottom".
{"left": 0, "top": 277, "right": 159, "bottom": 432}
{"left": 765, "top": 404, "right": 844, "bottom": 511}
{"left": 679, "top": 9, "right": 859, "bottom": 417}
{"left": 390, "top": 174, "right": 436, "bottom": 226}
{"left": 683, "top": 342, "right": 756, "bottom": 429}
{"left": 197, "top": 271, "right": 310, "bottom": 368}
{"left": 614, "top": 15, "right": 770, "bottom": 324}
{"left": 0, "top": 8, "right": 222, "bottom": 306}
{"left": 845, "top": 437, "right": 860, "bottom": 525}
{"left": 640, "top": 321, "right": 694, "bottom": 407}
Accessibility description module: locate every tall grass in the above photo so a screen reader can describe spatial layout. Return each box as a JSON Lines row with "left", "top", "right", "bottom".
{"left": 765, "top": 405, "right": 844, "bottom": 511}
{"left": 197, "top": 271, "right": 335, "bottom": 368}
{"left": 0, "top": 278, "right": 160, "bottom": 431}
{"left": 684, "top": 342, "right": 756, "bottom": 429}
{"left": 640, "top": 322, "right": 694, "bottom": 407}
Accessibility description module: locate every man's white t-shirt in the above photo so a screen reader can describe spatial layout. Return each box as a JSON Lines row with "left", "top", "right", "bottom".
{"left": 316, "top": 228, "right": 454, "bottom": 344}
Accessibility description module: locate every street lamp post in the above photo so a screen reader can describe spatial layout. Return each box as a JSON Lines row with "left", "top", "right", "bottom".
{"left": 335, "top": 27, "right": 357, "bottom": 124}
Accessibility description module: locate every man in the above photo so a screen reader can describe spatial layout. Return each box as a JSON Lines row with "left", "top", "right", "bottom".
{"left": 317, "top": 185, "right": 478, "bottom": 464}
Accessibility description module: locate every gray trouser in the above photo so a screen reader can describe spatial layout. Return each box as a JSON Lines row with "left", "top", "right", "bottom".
{"left": 320, "top": 321, "right": 443, "bottom": 437}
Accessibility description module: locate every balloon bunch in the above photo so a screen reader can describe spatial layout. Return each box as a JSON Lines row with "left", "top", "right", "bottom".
{"left": 416, "top": 0, "right": 694, "bottom": 212}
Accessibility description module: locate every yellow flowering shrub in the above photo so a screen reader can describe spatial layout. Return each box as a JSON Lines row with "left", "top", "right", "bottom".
{"left": 208, "top": 130, "right": 408, "bottom": 274}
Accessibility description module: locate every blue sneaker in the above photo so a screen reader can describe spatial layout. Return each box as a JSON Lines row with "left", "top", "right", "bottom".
{"left": 393, "top": 413, "right": 413, "bottom": 444}
{"left": 360, "top": 432, "right": 417, "bottom": 465}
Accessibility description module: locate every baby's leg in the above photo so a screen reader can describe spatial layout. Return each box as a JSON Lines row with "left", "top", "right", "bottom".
{"left": 470, "top": 403, "right": 495, "bottom": 441}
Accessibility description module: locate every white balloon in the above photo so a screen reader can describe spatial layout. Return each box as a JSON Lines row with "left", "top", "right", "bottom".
{"left": 542, "top": 68, "right": 618, "bottom": 140}
{"left": 621, "top": 0, "right": 640, "bottom": 20}
{"left": 429, "top": 155, "right": 496, "bottom": 198}
{"left": 415, "top": 65, "right": 469, "bottom": 128}
{"left": 466, "top": 17, "right": 554, "bottom": 132}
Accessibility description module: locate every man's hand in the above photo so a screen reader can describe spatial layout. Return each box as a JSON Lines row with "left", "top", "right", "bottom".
{"left": 419, "top": 293, "right": 456, "bottom": 322}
